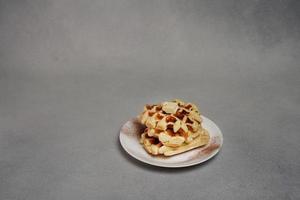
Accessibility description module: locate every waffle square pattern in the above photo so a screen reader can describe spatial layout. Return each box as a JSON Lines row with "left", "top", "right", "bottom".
{"left": 139, "top": 99, "right": 210, "bottom": 156}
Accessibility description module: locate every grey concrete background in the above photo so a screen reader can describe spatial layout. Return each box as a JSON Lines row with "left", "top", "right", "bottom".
{"left": 0, "top": 0, "right": 299, "bottom": 199}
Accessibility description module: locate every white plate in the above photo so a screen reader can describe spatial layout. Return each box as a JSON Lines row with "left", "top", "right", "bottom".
{"left": 119, "top": 116, "right": 223, "bottom": 168}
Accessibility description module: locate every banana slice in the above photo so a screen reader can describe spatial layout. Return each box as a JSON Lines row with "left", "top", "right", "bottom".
{"left": 140, "top": 111, "right": 148, "bottom": 124}
{"left": 147, "top": 129, "right": 155, "bottom": 137}
{"left": 166, "top": 136, "right": 185, "bottom": 147}
{"left": 163, "top": 131, "right": 209, "bottom": 156}
{"left": 173, "top": 120, "right": 181, "bottom": 133}
{"left": 151, "top": 145, "right": 159, "bottom": 155}
{"left": 162, "top": 102, "right": 179, "bottom": 114}
{"left": 156, "top": 116, "right": 167, "bottom": 130}
{"left": 181, "top": 122, "right": 188, "bottom": 133}
{"left": 158, "top": 132, "right": 171, "bottom": 143}
{"left": 145, "top": 116, "right": 156, "bottom": 128}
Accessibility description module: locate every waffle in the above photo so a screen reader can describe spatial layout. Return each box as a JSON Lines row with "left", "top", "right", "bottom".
{"left": 138, "top": 99, "right": 210, "bottom": 156}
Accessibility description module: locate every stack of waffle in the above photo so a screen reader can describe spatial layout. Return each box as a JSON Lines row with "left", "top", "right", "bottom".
{"left": 139, "top": 99, "right": 210, "bottom": 156}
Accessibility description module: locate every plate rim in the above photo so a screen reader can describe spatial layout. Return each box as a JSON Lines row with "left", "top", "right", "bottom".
{"left": 119, "top": 115, "right": 223, "bottom": 168}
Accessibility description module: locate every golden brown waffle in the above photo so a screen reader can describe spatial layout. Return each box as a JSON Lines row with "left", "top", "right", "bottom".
{"left": 138, "top": 99, "right": 210, "bottom": 156}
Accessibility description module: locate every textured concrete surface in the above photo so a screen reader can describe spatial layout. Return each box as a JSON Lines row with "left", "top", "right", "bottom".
{"left": 0, "top": 0, "right": 299, "bottom": 199}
